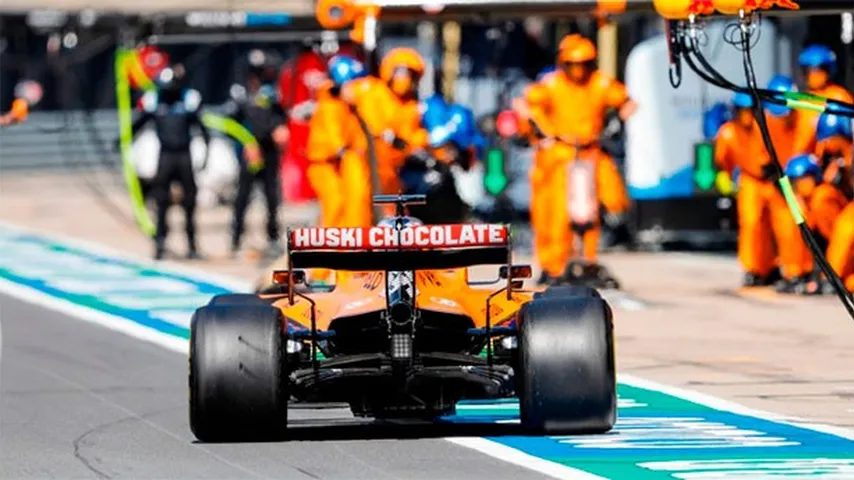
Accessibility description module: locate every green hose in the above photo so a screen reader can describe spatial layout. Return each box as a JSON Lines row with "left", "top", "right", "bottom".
{"left": 114, "top": 49, "right": 156, "bottom": 237}
{"left": 778, "top": 176, "right": 805, "bottom": 225}
{"left": 200, "top": 112, "right": 263, "bottom": 174}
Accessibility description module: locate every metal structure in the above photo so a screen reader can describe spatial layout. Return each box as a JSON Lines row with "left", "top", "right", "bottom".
{"left": 0, "top": 1, "right": 315, "bottom": 15}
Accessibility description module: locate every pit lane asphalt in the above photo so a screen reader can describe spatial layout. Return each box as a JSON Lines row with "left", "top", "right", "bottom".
{"left": 0, "top": 293, "right": 551, "bottom": 480}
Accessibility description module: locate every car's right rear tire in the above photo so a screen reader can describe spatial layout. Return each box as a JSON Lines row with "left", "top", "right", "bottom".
{"left": 517, "top": 296, "right": 616, "bottom": 435}
{"left": 189, "top": 305, "right": 288, "bottom": 442}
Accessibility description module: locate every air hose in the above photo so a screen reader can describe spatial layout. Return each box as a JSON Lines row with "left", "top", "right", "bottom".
{"left": 674, "top": 15, "right": 854, "bottom": 320}
{"left": 115, "top": 48, "right": 157, "bottom": 237}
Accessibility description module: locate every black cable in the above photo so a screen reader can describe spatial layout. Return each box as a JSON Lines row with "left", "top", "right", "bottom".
{"left": 735, "top": 18, "right": 854, "bottom": 319}
{"left": 686, "top": 34, "right": 739, "bottom": 89}
{"left": 682, "top": 20, "right": 854, "bottom": 118}
{"left": 676, "top": 17, "right": 854, "bottom": 318}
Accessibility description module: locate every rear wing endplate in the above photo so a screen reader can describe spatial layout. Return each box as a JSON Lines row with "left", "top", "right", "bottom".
{"left": 286, "top": 223, "right": 510, "bottom": 271}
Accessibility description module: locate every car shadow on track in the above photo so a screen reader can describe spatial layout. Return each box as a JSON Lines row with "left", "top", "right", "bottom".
{"left": 192, "top": 417, "right": 572, "bottom": 444}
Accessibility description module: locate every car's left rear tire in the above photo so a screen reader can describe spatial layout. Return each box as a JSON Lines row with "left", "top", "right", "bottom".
{"left": 207, "top": 293, "right": 270, "bottom": 307}
{"left": 517, "top": 296, "right": 616, "bottom": 435}
{"left": 189, "top": 305, "right": 288, "bottom": 442}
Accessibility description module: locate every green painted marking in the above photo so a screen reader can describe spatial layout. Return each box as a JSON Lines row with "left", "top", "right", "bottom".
{"left": 693, "top": 142, "right": 717, "bottom": 192}
{"left": 483, "top": 148, "right": 509, "bottom": 196}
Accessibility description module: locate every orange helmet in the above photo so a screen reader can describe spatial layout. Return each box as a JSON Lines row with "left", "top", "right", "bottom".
{"left": 379, "top": 47, "right": 425, "bottom": 82}
{"left": 557, "top": 35, "right": 597, "bottom": 64}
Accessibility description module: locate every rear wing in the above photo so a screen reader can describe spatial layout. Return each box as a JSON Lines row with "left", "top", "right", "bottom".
{"left": 286, "top": 223, "right": 511, "bottom": 271}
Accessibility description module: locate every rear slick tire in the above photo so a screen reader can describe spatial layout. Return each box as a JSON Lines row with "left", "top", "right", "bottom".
{"left": 207, "top": 293, "right": 270, "bottom": 307}
{"left": 189, "top": 305, "right": 288, "bottom": 442}
{"left": 517, "top": 296, "right": 616, "bottom": 435}
{"left": 533, "top": 285, "right": 601, "bottom": 300}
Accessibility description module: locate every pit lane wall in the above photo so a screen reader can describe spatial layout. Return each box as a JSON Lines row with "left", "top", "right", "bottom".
{"left": 2, "top": 221, "right": 854, "bottom": 479}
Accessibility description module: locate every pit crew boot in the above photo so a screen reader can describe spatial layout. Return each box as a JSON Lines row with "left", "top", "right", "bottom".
{"left": 742, "top": 272, "right": 769, "bottom": 287}
{"left": 536, "top": 271, "right": 563, "bottom": 286}
{"left": 187, "top": 246, "right": 203, "bottom": 260}
{"left": 229, "top": 236, "right": 242, "bottom": 259}
{"left": 153, "top": 240, "right": 166, "bottom": 261}
{"left": 774, "top": 275, "right": 820, "bottom": 295}
{"left": 563, "top": 261, "right": 620, "bottom": 290}
{"left": 265, "top": 240, "right": 284, "bottom": 259}
{"left": 186, "top": 233, "right": 203, "bottom": 260}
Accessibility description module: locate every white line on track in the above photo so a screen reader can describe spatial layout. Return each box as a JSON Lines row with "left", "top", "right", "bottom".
{"left": 619, "top": 374, "right": 854, "bottom": 441}
{"left": 446, "top": 438, "right": 607, "bottom": 480}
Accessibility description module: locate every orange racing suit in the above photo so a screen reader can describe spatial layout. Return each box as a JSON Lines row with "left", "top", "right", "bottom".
{"left": 789, "top": 181, "right": 849, "bottom": 277}
{"left": 307, "top": 80, "right": 373, "bottom": 228}
{"left": 826, "top": 202, "right": 854, "bottom": 292}
{"left": 344, "top": 74, "right": 429, "bottom": 197}
{"left": 525, "top": 69, "right": 631, "bottom": 277}
{"left": 793, "top": 84, "right": 854, "bottom": 157}
{"left": 512, "top": 83, "right": 551, "bottom": 273}
{"left": 715, "top": 119, "right": 805, "bottom": 280}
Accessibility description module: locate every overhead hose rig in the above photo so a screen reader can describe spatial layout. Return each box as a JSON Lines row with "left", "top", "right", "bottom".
{"left": 658, "top": 2, "right": 854, "bottom": 319}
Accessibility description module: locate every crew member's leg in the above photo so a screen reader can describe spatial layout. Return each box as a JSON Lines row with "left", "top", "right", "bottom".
{"left": 737, "top": 177, "right": 776, "bottom": 285}
{"left": 307, "top": 161, "right": 344, "bottom": 283}
{"left": 231, "top": 157, "right": 255, "bottom": 254}
{"left": 529, "top": 149, "right": 550, "bottom": 283}
{"left": 175, "top": 150, "right": 200, "bottom": 258}
{"left": 340, "top": 150, "right": 373, "bottom": 227}
{"left": 261, "top": 148, "right": 282, "bottom": 252}
{"left": 595, "top": 153, "right": 631, "bottom": 216}
{"left": 538, "top": 143, "right": 572, "bottom": 279}
{"left": 151, "top": 151, "right": 177, "bottom": 260}
{"left": 827, "top": 204, "right": 854, "bottom": 292}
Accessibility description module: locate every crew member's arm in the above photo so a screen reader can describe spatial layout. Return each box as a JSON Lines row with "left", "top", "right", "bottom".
{"left": 307, "top": 92, "right": 350, "bottom": 163}
{"left": 393, "top": 102, "right": 430, "bottom": 154}
{"left": 713, "top": 123, "right": 737, "bottom": 175}
{"left": 0, "top": 99, "right": 28, "bottom": 126}
{"left": 185, "top": 89, "right": 211, "bottom": 145}
{"left": 524, "top": 83, "right": 556, "bottom": 139}
{"left": 602, "top": 74, "right": 637, "bottom": 122}
{"left": 130, "top": 91, "right": 157, "bottom": 137}
{"left": 222, "top": 90, "right": 262, "bottom": 167}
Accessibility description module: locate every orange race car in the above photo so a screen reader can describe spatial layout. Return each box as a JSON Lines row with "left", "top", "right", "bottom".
{"left": 189, "top": 194, "right": 616, "bottom": 442}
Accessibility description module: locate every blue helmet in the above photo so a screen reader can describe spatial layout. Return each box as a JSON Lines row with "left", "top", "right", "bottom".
{"left": 798, "top": 45, "right": 837, "bottom": 75}
{"left": 732, "top": 91, "right": 754, "bottom": 109}
{"left": 816, "top": 113, "right": 854, "bottom": 142}
{"left": 421, "top": 94, "right": 451, "bottom": 143}
{"left": 536, "top": 65, "right": 556, "bottom": 81}
{"left": 785, "top": 154, "right": 821, "bottom": 179}
{"left": 327, "top": 55, "right": 367, "bottom": 87}
{"left": 764, "top": 75, "right": 797, "bottom": 117}
{"left": 446, "top": 104, "right": 486, "bottom": 157}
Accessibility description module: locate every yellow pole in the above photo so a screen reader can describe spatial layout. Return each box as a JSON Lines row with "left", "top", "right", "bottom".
{"left": 597, "top": 19, "right": 618, "bottom": 77}
{"left": 442, "top": 21, "right": 461, "bottom": 102}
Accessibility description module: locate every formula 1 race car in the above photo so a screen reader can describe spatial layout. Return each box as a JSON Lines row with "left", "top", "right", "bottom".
{"left": 189, "top": 195, "right": 616, "bottom": 442}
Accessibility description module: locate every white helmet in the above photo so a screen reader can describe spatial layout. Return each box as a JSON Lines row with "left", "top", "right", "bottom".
{"left": 377, "top": 216, "right": 424, "bottom": 228}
